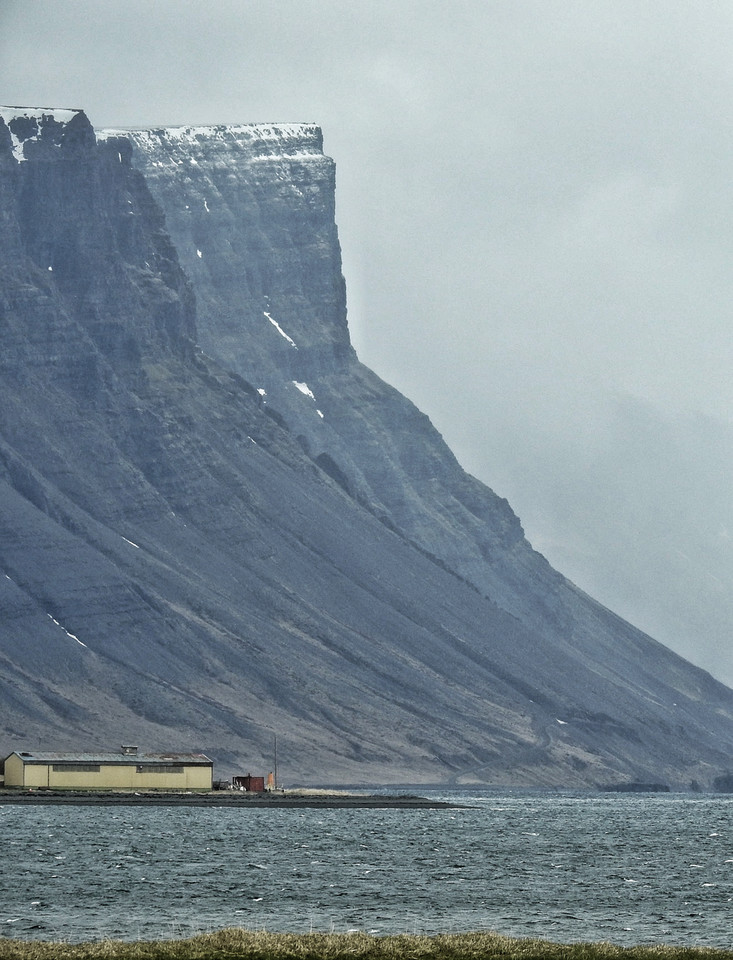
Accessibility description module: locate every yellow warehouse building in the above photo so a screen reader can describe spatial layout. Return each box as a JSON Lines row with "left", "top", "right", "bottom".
{"left": 2, "top": 746, "right": 213, "bottom": 791}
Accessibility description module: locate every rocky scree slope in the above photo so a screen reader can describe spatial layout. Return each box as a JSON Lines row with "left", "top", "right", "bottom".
{"left": 1, "top": 108, "right": 732, "bottom": 788}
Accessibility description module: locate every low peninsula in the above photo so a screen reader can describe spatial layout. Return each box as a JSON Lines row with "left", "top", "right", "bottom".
{"left": 0, "top": 788, "right": 462, "bottom": 809}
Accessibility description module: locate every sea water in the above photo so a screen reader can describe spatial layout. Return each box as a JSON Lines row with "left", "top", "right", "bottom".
{"left": 1, "top": 791, "right": 732, "bottom": 947}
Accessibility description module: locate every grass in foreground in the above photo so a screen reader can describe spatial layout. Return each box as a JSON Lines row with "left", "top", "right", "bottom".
{"left": 0, "top": 929, "right": 732, "bottom": 960}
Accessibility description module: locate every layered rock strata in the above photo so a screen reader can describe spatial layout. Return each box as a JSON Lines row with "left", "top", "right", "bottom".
{"left": 1, "top": 107, "right": 732, "bottom": 788}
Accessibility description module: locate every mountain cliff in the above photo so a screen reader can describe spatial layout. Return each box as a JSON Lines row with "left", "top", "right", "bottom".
{"left": 1, "top": 107, "right": 732, "bottom": 788}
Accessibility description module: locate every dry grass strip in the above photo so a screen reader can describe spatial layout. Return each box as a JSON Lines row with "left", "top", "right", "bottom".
{"left": 1, "top": 929, "right": 732, "bottom": 960}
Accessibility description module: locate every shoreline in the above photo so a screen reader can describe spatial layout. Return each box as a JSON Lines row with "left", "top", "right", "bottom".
{"left": 0, "top": 788, "right": 464, "bottom": 809}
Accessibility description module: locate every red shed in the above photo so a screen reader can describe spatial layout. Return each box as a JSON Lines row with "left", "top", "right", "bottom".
{"left": 233, "top": 774, "right": 265, "bottom": 792}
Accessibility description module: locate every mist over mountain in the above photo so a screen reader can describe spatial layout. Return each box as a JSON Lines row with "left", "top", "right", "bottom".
{"left": 1, "top": 106, "right": 732, "bottom": 789}
{"left": 467, "top": 395, "right": 733, "bottom": 688}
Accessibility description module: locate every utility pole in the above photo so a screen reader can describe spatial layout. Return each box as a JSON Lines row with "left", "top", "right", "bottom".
{"left": 243, "top": 718, "right": 280, "bottom": 790}
{"left": 273, "top": 732, "right": 278, "bottom": 791}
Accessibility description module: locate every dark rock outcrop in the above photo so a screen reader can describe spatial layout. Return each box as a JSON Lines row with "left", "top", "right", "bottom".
{"left": 712, "top": 773, "right": 733, "bottom": 793}
{"left": 1, "top": 108, "right": 733, "bottom": 788}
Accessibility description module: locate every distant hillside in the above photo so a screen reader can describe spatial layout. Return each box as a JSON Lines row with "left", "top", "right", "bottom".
{"left": 1, "top": 107, "right": 732, "bottom": 789}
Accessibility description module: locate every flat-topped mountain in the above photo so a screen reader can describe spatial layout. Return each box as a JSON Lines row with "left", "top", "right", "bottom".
{"left": 1, "top": 107, "right": 732, "bottom": 788}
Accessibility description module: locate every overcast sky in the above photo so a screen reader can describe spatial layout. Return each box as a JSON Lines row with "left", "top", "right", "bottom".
{"left": 2, "top": 1, "right": 732, "bottom": 685}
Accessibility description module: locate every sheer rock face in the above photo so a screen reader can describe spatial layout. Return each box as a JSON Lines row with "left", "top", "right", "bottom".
{"left": 1, "top": 108, "right": 733, "bottom": 788}
{"left": 119, "top": 124, "right": 545, "bottom": 621}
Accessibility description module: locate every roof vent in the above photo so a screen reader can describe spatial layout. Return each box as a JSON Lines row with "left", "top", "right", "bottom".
{"left": 121, "top": 744, "right": 138, "bottom": 756}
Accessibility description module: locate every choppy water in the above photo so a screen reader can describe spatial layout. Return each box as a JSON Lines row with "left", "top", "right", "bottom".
{"left": 2, "top": 791, "right": 732, "bottom": 947}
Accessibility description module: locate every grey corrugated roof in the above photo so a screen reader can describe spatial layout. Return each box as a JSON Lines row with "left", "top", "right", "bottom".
{"left": 6, "top": 751, "right": 212, "bottom": 765}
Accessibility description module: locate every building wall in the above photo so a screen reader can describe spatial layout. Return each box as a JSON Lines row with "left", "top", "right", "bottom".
{"left": 4, "top": 753, "right": 26, "bottom": 787}
{"left": 3, "top": 755, "right": 212, "bottom": 790}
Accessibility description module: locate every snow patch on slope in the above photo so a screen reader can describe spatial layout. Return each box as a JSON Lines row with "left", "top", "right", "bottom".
{"left": 292, "top": 380, "right": 316, "bottom": 401}
{"left": 265, "top": 312, "right": 297, "bottom": 348}
{"left": 292, "top": 381, "right": 324, "bottom": 418}
{"left": 47, "top": 613, "right": 88, "bottom": 648}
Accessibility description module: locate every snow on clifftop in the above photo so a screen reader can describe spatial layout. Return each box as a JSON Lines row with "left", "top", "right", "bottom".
{"left": 1, "top": 109, "right": 324, "bottom": 165}
{"left": 0, "top": 106, "right": 84, "bottom": 161}
{"left": 99, "top": 122, "right": 325, "bottom": 162}
{"left": 0, "top": 105, "right": 82, "bottom": 123}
